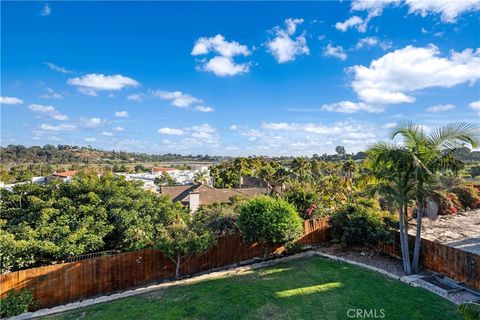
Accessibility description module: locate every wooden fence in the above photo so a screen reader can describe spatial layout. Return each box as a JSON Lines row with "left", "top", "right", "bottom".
{"left": 377, "top": 232, "right": 480, "bottom": 290}
{"left": 0, "top": 217, "right": 330, "bottom": 309}
{"left": 2, "top": 216, "right": 478, "bottom": 310}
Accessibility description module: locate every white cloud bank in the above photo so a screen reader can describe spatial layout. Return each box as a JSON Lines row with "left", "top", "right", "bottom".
{"left": 349, "top": 45, "right": 480, "bottom": 105}
{"left": 266, "top": 18, "right": 309, "bottom": 63}
{"left": 321, "top": 101, "right": 384, "bottom": 113}
{"left": 323, "top": 44, "right": 347, "bottom": 61}
{"left": 0, "top": 96, "right": 23, "bottom": 105}
{"left": 28, "top": 104, "right": 69, "bottom": 120}
{"left": 335, "top": 16, "right": 367, "bottom": 33}
{"left": 426, "top": 104, "right": 456, "bottom": 112}
{"left": 152, "top": 90, "right": 214, "bottom": 112}
{"left": 38, "top": 123, "right": 77, "bottom": 131}
{"left": 67, "top": 74, "right": 139, "bottom": 96}
{"left": 158, "top": 127, "right": 184, "bottom": 135}
{"left": 192, "top": 34, "right": 251, "bottom": 76}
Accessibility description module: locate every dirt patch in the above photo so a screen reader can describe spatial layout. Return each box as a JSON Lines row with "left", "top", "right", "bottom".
{"left": 409, "top": 209, "right": 480, "bottom": 254}
{"left": 316, "top": 245, "right": 406, "bottom": 277}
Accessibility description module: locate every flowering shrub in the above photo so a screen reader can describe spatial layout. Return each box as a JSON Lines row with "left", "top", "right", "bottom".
{"left": 431, "top": 191, "right": 462, "bottom": 215}
{"left": 450, "top": 185, "right": 480, "bottom": 210}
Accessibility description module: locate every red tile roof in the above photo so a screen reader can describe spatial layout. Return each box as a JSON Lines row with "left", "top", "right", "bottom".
{"left": 152, "top": 167, "right": 176, "bottom": 172}
{"left": 53, "top": 170, "right": 79, "bottom": 178}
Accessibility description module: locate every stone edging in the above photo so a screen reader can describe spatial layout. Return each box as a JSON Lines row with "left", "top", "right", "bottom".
{"left": 9, "top": 250, "right": 463, "bottom": 319}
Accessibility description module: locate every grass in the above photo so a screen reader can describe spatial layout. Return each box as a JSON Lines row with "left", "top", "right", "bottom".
{"left": 46, "top": 257, "right": 461, "bottom": 320}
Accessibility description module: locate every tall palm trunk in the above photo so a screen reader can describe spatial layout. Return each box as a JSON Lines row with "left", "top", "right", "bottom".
{"left": 411, "top": 201, "right": 424, "bottom": 273}
{"left": 399, "top": 205, "right": 412, "bottom": 274}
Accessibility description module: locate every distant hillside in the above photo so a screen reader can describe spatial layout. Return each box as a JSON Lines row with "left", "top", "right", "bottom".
{"left": 0, "top": 145, "right": 228, "bottom": 164}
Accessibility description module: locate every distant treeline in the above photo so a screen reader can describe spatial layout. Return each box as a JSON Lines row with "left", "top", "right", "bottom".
{"left": 1, "top": 144, "right": 479, "bottom": 165}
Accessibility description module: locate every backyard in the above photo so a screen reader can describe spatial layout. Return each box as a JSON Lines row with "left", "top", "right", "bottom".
{"left": 46, "top": 257, "right": 461, "bottom": 320}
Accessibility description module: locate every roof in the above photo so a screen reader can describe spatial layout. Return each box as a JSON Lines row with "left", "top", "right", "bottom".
{"left": 53, "top": 170, "right": 79, "bottom": 178}
{"left": 152, "top": 167, "right": 176, "bottom": 172}
{"left": 160, "top": 184, "right": 268, "bottom": 206}
{"left": 160, "top": 185, "right": 197, "bottom": 202}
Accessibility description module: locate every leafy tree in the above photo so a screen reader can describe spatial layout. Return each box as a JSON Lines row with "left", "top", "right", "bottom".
{"left": 154, "top": 172, "right": 177, "bottom": 186}
{"left": 291, "top": 157, "right": 311, "bottom": 181}
{"left": 0, "top": 173, "right": 183, "bottom": 272}
{"left": 282, "top": 182, "right": 322, "bottom": 220}
{"left": 237, "top": 196, "right": 303, "bottom": 259}
{"left": 155, "top": 218, "right": 215, "bottom": 278}
{"left": 335, "top": 146, "right": 346, "bottom": 159}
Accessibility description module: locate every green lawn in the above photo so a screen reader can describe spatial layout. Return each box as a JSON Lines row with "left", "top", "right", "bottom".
{"left": 46, "top": 257, "right": 461, "bottom": 320}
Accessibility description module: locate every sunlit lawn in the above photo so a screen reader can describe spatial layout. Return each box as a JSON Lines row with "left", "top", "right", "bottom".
{"left": 46, "top": 257, "right": 461, "bottom": 320}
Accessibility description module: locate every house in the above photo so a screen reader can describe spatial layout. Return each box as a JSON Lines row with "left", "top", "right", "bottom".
{"left": 45, "top": 170, "right": 79, "bottom": 183}
{"left": 160, "top": 184, "right": 267, "bottom": 212}
{"left": 151, "top": 167, "right": 178, "bottom": 174}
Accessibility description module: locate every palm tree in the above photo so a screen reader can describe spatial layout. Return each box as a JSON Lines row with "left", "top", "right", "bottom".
{"left": 367, "top": 122, "right": 479, "bottom": 274}
{"left": 193, "top": 170, "right": 210, "bottom": 185}
{"left": 391, "top": 122, "right": 479, "bottom": 273}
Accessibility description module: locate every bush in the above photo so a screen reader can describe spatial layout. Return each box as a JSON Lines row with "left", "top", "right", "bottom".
{"left": 193, "top": 201, "right": 242, "bottom": 236}
{"left": 431, "top": 191, "right": 462, "bottom": 215}
{"left": 237, "top": 196, "right": 303, "bottom": 257}
{"left": 329, "top": 200, "right": 397, "bottom": 247}
{"left": 0, "top": 289, "right": 35, "bottom": 318}
{"left": 450, "top": 185, "right": 480, "bottom": 210}
{"left": 282, "top": 183, "right": 322, "bottom": 220}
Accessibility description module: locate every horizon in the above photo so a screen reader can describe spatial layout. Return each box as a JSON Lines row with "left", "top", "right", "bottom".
{"left": 1, "top": 1, "right": 480, "bottom": 156}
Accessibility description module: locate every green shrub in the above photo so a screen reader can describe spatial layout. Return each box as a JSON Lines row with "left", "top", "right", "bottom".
{"left": 237, "top": 196, "right": 303, "bottom": 257}
{"left": 0, "top": 289, "right": 35, "bottom": 318}
{"left": 329, "top": 200, "right": 396, "bottom": 247}
{"left": 282, "top": 183, "right": 322, "bottom": 220}
{"left": 450, "top": 185, "right": 480, "bottom": 210}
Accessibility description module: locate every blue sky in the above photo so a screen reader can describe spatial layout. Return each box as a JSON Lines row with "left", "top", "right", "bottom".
{"left": 1, "top": 1, "right": 479, "bottom": 156}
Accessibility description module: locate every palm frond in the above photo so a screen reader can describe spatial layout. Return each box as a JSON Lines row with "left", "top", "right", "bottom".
{"left": 428, "top": 122, "right": 480, "bottom": 150}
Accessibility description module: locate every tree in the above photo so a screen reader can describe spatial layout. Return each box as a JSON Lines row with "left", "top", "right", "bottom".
{"left": 366, "top": 122, "right": 479, "bottom": 274}
{"left": 237, "top": 196, "right": 303, "bottom": 259}
{"left": 155, "top": 172, "right": 177, "bottom": 186}
{"left": 156, "top": 218, "right": 215, "bottom": 278}
{"left": 193, "top": 170, "right": 210, "bottom": 185}
{"left": 291, "top": 157, "right": 310, "bottom": 181}
{"left": 0, "top": 173, "right": 183, "bottom": 272}
{"left": 335, "top": 146, "right": 346, "bottom": 159}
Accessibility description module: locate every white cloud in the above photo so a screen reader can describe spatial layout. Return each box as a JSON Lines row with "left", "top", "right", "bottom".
{"left": 39, "top": 123, "right": 77, "bottom": 131}
{"left": 101, "top": 131, "right": 114, "bottom": 137}
{"left": 323, "top": 44, "right": 347, "bottom": 61}
{"left": 335, "top": 16, "right": 367, "bottom": 32}
{"left": 85, "top": 137, "right": 96, "bottom": 142}
{"left": 152, "top": 90, "right": 202, "bottom": 108}
{"left": 469, "top": 100, "right": 480, "bottom": 116}
{"left": 349, "top": 45, "right": 480, "bottom": 105}
{"left": 193, "top": 105, "right": 214, "bottom": 112}
{"left": 114, "top": 110, "right": 129, "bottom": 118}
{"left": 39, "top": 87, "right": 63, "bottom": 99}
{"left": 114, "top": 126, "right": 125, "bottom": 131}
{"left": 44, "top": 62, "right": 72, "bottom": 74}
{"left": 351, "top": 0, "right": 480, "bottom": 23}
{"left": 426, "top": 104, "right": 456, "bottom": 112}
{"left": 229, "top": 125, "right": 238, "bottom": 130}
{"left": 355, "top": 37, "right": 391, "bottom": 50}
{"left": 28, "top": 104, "right": 69, "bottom": 120}
{"left": 192, "top": 34, "right": 251, "bottom": 76}
{"left": 0, "top": 96, "right": 23, "bottom": 105}
{"left": 405, "top": 0, "right": 480, "bottom": 23}
{"left": 382, "top": 122, "right": 397, "bottom": 129}
{"left": 266, "top": 18, "right": 309, "bottom": 63}
{"left": 40, "top": 4, "right": 51, "bottom": 16}
{"left": 158, "top": 127, "right": 184, "bottom": 135}
{"left": 127, "top": 93, "right": 144, "bottom": 102}
{"left": 321, "top": 101, "right": 384, "bottom": 113}
{"left": 67, "top": 74, "right": 139, "bottom": 96}
{"left": 190, "top": 124, "right": 219, "bottom": 145}
{"left": 203, "top": 56, "right": 250, "bottom": 77}
{"left": 79, "top": 117, "right": 104, "bottom": 128}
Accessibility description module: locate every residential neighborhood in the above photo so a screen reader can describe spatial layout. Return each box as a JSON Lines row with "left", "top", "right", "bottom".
{"left": 1, "top": 1, "right": 480, "bottom": 319}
